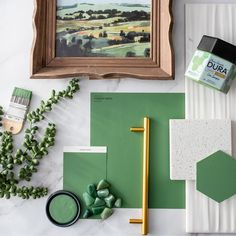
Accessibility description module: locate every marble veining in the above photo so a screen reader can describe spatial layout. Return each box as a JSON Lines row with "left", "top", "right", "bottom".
{"left": 1, "top": 0, "right": 236, "bottom": 235}
{"left": 0, "top": 0, "right": 187, "bottom": 235}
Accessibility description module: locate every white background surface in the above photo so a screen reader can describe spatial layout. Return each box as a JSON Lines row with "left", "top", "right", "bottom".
{"left": 185, "top": 4, "right": 236, "bottom": 234}
{"left": 0, "top": 0, "right": 236, "bottom": 235}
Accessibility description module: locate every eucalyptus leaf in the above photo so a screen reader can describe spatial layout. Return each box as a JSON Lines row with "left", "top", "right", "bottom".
{"left": 0, "top": 79, "right": 80, "bottom": 199}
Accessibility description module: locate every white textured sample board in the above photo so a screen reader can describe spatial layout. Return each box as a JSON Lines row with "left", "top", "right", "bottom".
{"left": 170, "top": 119, "right": 231, "bottom": 180}
{"left": 185, "top": 4, "right": 236, "bottom": 233}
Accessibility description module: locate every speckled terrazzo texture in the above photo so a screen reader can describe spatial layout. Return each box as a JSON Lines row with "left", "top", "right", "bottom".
{"left": 170, "top": 119, "right": 232, "bottom": 180}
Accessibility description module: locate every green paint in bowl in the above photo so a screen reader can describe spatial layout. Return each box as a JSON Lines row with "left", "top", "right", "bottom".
{"left": 46, "top": 190, "right": 81, "bottom": 227}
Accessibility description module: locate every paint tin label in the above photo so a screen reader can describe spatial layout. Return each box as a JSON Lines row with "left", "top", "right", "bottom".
{"left": 185, "top": 50, "right": 235, "bottom": 92}
{"left": 185, "top": 50, "right": 210, "bottom": 81}
{"left": 201, "top": 54, "right": 232, "bottom": 90}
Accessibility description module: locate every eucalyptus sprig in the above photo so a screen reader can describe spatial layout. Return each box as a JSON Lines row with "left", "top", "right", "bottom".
{"left": 0, "top": 131, "right": 14, "bottom": 172}
{"left": 18, "top": 123, "right": 56, "bottom": 182}
{"left": 0, "top": 78, "right": 80, "bottom": 199}
{"left": 27, "top": 79, "right": 80, "bottom": 124}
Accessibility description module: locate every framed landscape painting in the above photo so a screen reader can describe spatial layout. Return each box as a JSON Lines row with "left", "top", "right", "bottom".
{"left": 31, "top": 0, "right": 174, "bottom": 79}
{"left": 56, "top": 0, "right": 151, "bottom": 58}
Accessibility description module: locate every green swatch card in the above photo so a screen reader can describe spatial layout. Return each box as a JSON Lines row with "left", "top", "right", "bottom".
{"left": 63, "top": 147, "right": 107, "bottom": 218}
{"left": 91, "top": 93, "right": 185, "bottom": 209}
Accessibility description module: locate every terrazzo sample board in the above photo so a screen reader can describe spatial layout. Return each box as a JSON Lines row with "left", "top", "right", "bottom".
{"left": 185, "top": 3, "right": 236, "bottom": 233}
{"left": 170, "top": 119, "right": 231, "bottom": 180}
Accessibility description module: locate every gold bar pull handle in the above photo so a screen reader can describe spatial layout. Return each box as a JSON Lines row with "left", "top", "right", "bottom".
{"left": 130, "top": 127, "right": 145, "bottom": 132}
{"left": 129, "top": 219, "right": 143, "bottom": 224}
{"left": 129, "top": 117, "right": 150, "bottom": 235}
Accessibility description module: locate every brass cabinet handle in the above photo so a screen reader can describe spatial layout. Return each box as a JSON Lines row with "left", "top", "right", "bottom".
{"left": 129, "top": 117, "right": 150, "bottom": 235}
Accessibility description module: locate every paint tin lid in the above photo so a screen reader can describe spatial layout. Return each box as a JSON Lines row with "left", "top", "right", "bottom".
{"left": 46, "top": 190, "right": 81, "bottom": 227}
{"left": 197, "top": 35, "right": 236, "bottom": 64}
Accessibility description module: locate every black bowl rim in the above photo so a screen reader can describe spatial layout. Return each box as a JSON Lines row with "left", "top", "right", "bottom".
{"left": 46, "top": 190, "right": 81, "bottom": 227}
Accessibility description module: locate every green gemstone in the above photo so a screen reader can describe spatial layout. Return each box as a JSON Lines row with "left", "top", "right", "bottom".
{"left": 105, "top": 194, "right": 116, "bottom": 208}
{"left": 92, "top": 206, "right": 105, "bottom": 215}
{"left": 87, "top": 184, "right": 96, "bottom": 198}
{"left": 83, "top": 209, "right": 93, "bottom": 219}
{"left": 83, "top": 192, "right": 95, "bottom": 207}
{"left": 114, "top": 198, "right": 122, "bottom": 208}
{"left": 97, "top": 179, "right": 110, "bottom": 190}
{"left": 101, "top": 208, "right": 113, "bottom": 220}
{"left": 97, "top": 188, "right": 109, "bottom": 198}
{"left": 93, "top": 197, "right": 105, "bottom": 207}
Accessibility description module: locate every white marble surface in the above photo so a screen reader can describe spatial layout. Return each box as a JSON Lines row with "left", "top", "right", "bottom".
{"left": 0, "top": 0, "right": 236, "bottom": 235}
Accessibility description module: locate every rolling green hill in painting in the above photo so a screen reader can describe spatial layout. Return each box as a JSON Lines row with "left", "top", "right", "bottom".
{"left": 56, "top": 2, "right": 151, "bottom": 57}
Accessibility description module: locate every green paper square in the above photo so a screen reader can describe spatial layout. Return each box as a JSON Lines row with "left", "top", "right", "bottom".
{"left": 91, "top": 93, "right": 185, "bottom": 209}
{"left": 63, "top": 152, "right": 107, "bottom": 218}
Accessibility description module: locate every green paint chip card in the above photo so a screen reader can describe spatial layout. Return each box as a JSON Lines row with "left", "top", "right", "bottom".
{"left": 63, "top": 146, "right": 107, "bottom": 218}
{"left": 91, "top": 93, "right": 185, "bottom": 209}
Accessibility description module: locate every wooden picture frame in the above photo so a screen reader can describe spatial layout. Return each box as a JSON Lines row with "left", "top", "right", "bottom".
{"left": 31, "top": 0, "right": 174, "bottom": 79}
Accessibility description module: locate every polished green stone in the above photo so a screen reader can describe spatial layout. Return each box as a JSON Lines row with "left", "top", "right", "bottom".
{"left": 101, "top": 208, "right": 113, "bottom": 220}
{"left": 87, "top": 184, "right": 96, "bottom": 198}
{"left": 83, "top": 192, "right": 95, "bottom": 207}
{"left": 92, "top": 206, "right": 105, "bottom": 215}
{"left": 93, "top": 197, "right": 105, "bottom": 207}
{"left": 97, "top": 188, "right": 109, "bottom": 198}
{"left": 105, "top": 194, "right": 116, "bottom": 208}
{"left": 97, "top": 179, "right": 110, "bottom": 190}
{"left": 83, "top": 209, "right": 93, "bottom": 219}
{"left": 114, "top": 198, "right": 122, "bottom": 208}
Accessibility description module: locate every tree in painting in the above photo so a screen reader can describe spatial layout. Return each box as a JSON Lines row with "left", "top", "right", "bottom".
{"left": 56, "top": 0, "right": 151, "bottom": 57}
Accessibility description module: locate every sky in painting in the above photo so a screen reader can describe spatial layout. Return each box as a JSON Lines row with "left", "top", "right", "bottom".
{"left": 57, "top": 0, "right": 150, "bottom": 6}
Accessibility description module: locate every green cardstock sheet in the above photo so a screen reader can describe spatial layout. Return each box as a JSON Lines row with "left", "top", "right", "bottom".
{"left": 63, "top": 147, "right": 107, "bottom": 218}
{"left": 91, "top": 93, "right": 185, "bottom": 209}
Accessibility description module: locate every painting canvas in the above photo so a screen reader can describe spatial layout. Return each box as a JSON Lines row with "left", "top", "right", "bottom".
{"left": 56, "top": 0, "right": 151, "bottom": 57}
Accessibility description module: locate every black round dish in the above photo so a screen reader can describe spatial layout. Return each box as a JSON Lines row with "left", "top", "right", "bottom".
{"left": 46, "top": 190, "right": 81, "bottom": 227}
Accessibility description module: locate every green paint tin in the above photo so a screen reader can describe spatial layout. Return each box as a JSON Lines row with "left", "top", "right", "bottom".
{"left": 46, "top": 190, "right": 81, "bottom": 227}
{"left": 185, "top": 35, "right": 236, "bottom": 94}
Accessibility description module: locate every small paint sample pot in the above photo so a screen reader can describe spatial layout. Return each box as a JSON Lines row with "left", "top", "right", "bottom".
{"left": 46, "top": 190, "right": 81, "bottom": 227}
{"left": 185, "top": 35, "right": 236, "bottom": 94}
